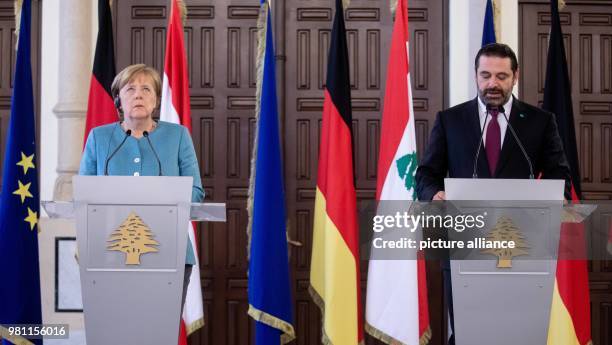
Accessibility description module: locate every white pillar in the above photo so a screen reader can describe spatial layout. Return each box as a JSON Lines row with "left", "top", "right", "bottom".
{"left": 449, "top": 0, "right": 486, "bottom": 106}
{"left": 497, "top": 0, "right": 520, "bottom": 97}
{"left": 448, "top": 0, "right": 520, "bottom": 106}
{"left": 52, "top": 0, "right": 93, "bottom": 201}
{"left": 40, "top": 1, "right": 94, "bottom": 340}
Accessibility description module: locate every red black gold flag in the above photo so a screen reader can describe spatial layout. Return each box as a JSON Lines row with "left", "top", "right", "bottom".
{"left": 309, "top": 0, "right": 363, "bottom": 343}
{"left": 543, "top": 1, "right": 591, "bottom": 344}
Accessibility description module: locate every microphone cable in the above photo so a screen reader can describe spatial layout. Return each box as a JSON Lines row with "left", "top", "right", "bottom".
{"left": 143, "top": 131, "right": 163, "bottom": 176}
{"left": 472, "top": 106, "right": 492, "bottom": 178}
{"left": 500, "top": 110, "right": 534, "bottom": 179}
{"left": 104, "top": 129, "right": 132, "bottom": 175}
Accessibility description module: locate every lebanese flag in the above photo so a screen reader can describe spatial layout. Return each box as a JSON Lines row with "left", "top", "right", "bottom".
{"left": 160, "top": 0, "right": 204, "bottom": 343}
{"left": 84, "top": 0, "right": 116, "bottom": 145}
{"left": 309, "top": 0, "right": 363, "bottom": 343}
{"left": 365, "top": 0, "right": 430, "bottom": 344}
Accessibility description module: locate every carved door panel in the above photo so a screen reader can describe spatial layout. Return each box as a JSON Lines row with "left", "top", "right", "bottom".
{"left": 520, "top": 1, "right": 612, "bottom": 199}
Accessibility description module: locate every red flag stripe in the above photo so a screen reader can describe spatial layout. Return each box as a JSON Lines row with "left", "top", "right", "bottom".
{"left": 178, "top": 320, "right": 187, "bottom": 345}
{"left": 555, "top": 258, "right": 591, "bottom": 345}
{"left": 164, "top": 0, "right": 191, "bottom": 130}
{"left": 417, "top": 251, "right": 431, "bottom": 340}
{"left": 557, "top": 220, "right": 591, "bottom": 345}
{"left": 318, "top": 91, "right": 360, "bottom": 262}
{"left": 375, "top": 0, "right": 410, "bottom": 200}
{"left": 84, "top": 76, "right": 117, "bottom": 144}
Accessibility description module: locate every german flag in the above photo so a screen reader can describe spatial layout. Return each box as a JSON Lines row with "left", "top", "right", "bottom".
{"left": 83, "top": 0, "right": 116, "bottom": 144}
{"left": 309, "top": 0, "right": 363, "bottom": 344}
{"left": 543, "top": 1, "right": 591, "bottom": 344}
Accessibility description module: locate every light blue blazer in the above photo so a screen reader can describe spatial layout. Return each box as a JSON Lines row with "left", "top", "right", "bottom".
{"left": 79, "top": 121, "right": 204, "bottom": 265}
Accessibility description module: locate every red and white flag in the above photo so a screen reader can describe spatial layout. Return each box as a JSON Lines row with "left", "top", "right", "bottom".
{"left": 160, "top": 0, "right": 204, "bottom": 343}
{"left": 365, "top": 0, "right": 430, "bottom": 344}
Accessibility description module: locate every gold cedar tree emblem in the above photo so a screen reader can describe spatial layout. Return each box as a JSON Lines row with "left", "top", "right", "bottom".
{"left": 481, "top": 216, "right": 530, "bottom": 268}
{"left": 107, "top": 212, "right": 159, "bottom": 265}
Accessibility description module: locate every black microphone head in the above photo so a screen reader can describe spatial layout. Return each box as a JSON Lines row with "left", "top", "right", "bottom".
{"left": 486, "top": 103, "right": 497, "bottom": 111}
{"left": 143, "top": 131, "right": 149, "bottom": 137}
{"left": 486, "top": 104, "right": 505, "bottom": 114}
{"left": 105, "top": 127, "right": 132, "bottom": 175}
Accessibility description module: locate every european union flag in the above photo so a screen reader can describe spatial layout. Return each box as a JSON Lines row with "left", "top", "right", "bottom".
{"left": 0, "top": 0, "right": 43, "bottom": 344}
{"left": 482, "top": 0, "right": 496, "bottom": 46}
{"left": 247, "top": 1, "right": 295, "bottom": 344}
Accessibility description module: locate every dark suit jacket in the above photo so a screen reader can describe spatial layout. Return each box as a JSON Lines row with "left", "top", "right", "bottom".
{"left": 416, "top": 97, "right": 571, "bottom": 201}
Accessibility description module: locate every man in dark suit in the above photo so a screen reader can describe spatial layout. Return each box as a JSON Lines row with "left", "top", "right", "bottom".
{"left": 415, "top": 43, "right": 570, "bottom": 345}
{"left": 416, "top": 43, "right": 570, "bottom": 200}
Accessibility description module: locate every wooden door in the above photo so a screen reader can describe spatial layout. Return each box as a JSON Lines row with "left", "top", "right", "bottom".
{"left": 114, "top": 0, "right": 447, "bottom": 343}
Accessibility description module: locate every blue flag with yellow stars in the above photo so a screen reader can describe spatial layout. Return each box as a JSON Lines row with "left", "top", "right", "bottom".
{"left": 0, "top": 0, "right": 43, "bottom": 344}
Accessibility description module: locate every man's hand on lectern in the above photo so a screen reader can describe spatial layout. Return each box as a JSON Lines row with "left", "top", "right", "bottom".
{"left": 433, "top": 191, "right": 446, "bottom": 201}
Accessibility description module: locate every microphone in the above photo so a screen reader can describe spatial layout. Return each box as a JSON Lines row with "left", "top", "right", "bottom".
{"left": 143, "top": 131, "right": 163, "bottom": 176}
{"left": 104, "top": 129, "right": 132, "bottom": 175}
{"left": 500, "top": 109, "right": 534, "bottom": 179}
{"left": 472, "top": 105, "right": 492, "bottom": 178}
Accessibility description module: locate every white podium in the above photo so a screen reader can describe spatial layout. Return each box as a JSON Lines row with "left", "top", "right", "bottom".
{"left": 45, "top": 176, "right": 226, "bottom": 345}
{"left": 445, "top": 178, "right": 564, "bottom": 345}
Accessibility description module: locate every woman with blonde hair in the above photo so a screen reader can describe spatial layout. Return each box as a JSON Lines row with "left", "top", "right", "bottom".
{"left": 79, "top": 63, "right": 203, "bottom": 309}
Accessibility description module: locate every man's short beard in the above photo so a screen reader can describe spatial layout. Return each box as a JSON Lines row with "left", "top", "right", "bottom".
{"left": 478, "top": 90, "right": 511, "bottom": 106}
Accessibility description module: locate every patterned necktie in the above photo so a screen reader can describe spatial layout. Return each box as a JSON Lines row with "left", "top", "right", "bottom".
{"left": 485, "top": 109, "right": 501, "bottom": 176}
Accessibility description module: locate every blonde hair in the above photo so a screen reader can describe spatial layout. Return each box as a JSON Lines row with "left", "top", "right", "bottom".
{"left": 111, "top": 64, "right": 162, "bottom": 101}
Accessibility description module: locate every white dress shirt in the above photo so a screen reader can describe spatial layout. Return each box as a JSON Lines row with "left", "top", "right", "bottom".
{"left": 477, "top": 96, "right": 514, "bottom": 150}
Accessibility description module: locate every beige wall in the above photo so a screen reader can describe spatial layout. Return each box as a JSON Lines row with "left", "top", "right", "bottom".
{"left": 40, "top": 1, "right": 98, "bottom": 343}
{"left": 449, "top": 0, "right": 519, "bottom": 107}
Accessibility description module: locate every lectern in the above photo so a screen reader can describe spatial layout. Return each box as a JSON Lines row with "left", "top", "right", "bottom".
{"left": 445, "top": 178, "right": 564, "bottom": 345}
{"left": 68, "top": 175, "right": 224, "bottom": 345}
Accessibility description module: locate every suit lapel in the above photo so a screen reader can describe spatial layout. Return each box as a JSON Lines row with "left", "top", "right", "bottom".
{"left": 467, "top": 98, "right": 481, "bottom": 140}
{"left": 495, "top": 97, "right": 524, "bottom": 176}
{"left": 467, "top": 98, "right": 491, "bottom": 178}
